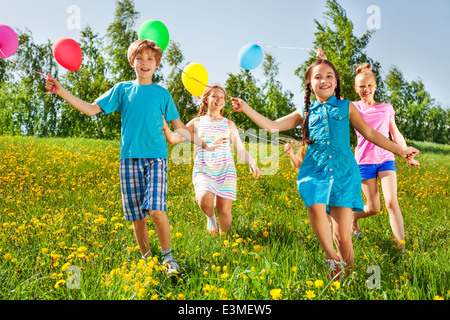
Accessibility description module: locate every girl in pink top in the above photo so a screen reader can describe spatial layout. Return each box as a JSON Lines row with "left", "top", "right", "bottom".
{"left": 352, "top": 63, "right": 419, "bottom": 250}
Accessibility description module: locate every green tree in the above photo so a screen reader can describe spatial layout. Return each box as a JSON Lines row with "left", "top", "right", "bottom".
{"left": 261, "top": 53, "right": 300, "bottom": 138}
{"left": 1, "top": 30, "right": 60, "bottom": 136}
{"left": 384, "top": 66, "right": 446, "bottom": 142}
{"left": 295, "top": 0, "right": 385, "bottom": 102}
{"left": 164, "top": 41, "right": 198, "bottom": 123}
{"left": 225, "top": 69, "right": 265, "bottom": 133}
{"left": 58, "top": 26, "right": 115, "bottom": 139}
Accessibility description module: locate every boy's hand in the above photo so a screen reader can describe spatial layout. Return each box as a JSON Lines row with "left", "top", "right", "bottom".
{"left": 205, "top": 137, "right": 226, "bottom": 151}
{"left": 250, "top": 163, "right": 261, "bottom": 179}
{"left": 45, "top": 75, "right": 62, "bottom": 95}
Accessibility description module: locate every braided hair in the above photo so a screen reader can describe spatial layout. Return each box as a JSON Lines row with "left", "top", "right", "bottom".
{"left": 302, "top": 59, "right": 342, "bottom": 145}
{"left": 196, "top": 85, "right": 226, "bottom": 117}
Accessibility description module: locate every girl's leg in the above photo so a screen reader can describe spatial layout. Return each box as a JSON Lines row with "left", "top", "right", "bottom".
{"left": 308, "top": 203, "right": 339, "bottom": 260}
{"left": 330, "top": 206, "right": 354, "bottom": 270}
{"left": 378, "top": 170, "right": 405, "bottom": 249}
{"left": 215, "top": 197, "right": 233, "bottom": 233}
{"left": 197, "top": 191, "right": 216, "bottom": 217}
{"left": 352, "top": 177, "right": 380, "bottom": 234}
{"left": 197, "top": 191, "right": 218, "bottom": 233}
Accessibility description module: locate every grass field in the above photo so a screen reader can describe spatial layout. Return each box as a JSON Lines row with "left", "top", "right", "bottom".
{"left": 0, "top": 135, "right": 448, "bottom": 300}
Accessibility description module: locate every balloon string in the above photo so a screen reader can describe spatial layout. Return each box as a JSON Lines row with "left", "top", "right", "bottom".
{"left": 261, "top": 44, "right": 316, "bottom": 51}
{"left": 174, "top": 65, "right": 232, "bottom": 99}
{"left": 0, "top": 48, "right": 55, "bottom": 94}
{"left": 1, "top": 48, "right": 46, "bottom": 78}
{"left": 171, "top": 64, "right": 285, "bottom": 146}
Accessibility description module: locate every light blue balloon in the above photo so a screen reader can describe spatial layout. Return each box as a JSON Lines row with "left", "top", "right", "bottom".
{"left": 238, "top": 43, "right": 263, "bottom": 70}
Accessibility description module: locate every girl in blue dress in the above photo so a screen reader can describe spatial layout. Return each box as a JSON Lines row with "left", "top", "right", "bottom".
{"left": 231, "top": 59, "right": 419, "bottom": 279}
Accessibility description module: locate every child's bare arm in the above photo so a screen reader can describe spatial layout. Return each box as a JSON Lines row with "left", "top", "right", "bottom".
{"left": 162, "top": 116, "right": 185, "bottom": 144}
{"left": 349, "top": 103, "right": 419, "bottom": 160}
{"left": 229, "top": 122, "right": 260, "bottom": 179}
{"left": 46, "top": 75, "right": 102, "bottom": 116}
{"left": 171, "top": 118, "right": 224, "bottom": 151}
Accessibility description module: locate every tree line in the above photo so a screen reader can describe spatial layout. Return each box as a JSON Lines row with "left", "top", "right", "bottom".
{"left": 0, "top": 0, "right": 448, "bottom": 144}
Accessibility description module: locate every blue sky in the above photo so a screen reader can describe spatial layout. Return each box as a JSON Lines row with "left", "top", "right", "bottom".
{"left": 1, "top": 0, "right": 449, "bottom": 109}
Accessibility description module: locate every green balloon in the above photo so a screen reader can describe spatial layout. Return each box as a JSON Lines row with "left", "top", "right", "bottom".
{"left": 138, "top": 20, "right": 170, "bottom": 51}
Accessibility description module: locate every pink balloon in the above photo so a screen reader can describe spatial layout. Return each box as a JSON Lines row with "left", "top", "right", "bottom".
{"left": 52, "top": 38, "right": 82, "bottom": 72}
{"left": 0, "top": 24, "right": 19, "bottom": 59}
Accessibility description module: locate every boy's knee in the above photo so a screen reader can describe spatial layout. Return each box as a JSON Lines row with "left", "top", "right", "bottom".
{"left": 148, "top": 210, "right": 166, "bottom": 222}
{"left": 132, "top": 216, "right": 147, "bottom": 228}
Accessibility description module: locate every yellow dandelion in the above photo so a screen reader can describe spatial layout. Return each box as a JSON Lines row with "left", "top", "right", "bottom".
{"left": 270, "top": 288, "right": 282, "bottom": 300}
{"left": 306, "top": 280, "right": 314, "bottom": 286}
{"left": 304, "top": 290, "right": 315, "bottom": 299}
{"left": 314, "top": 280, "right": 324, "bottom": 288}
{"left": 220, "top": 273, "right": 229, "bottom": 279}
{"left": 54, "top": 280, "right": 65, "bottom": 289}
{"left": 175, "top": 232, "right": 182, "bottom": 238}
{"left": 433, "top": 295, "right": 444, "bottom": 300}
{"left": 330, "top": 281, "right": 341, "bottom": 291}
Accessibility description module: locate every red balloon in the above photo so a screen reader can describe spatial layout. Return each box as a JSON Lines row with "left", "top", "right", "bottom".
{"left": 52, "top": 38, "right": 82, "bottom": 72}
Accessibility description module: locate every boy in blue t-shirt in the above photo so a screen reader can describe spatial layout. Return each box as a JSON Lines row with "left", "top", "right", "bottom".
{"left": 45, "top": 39, "right": 223, "bottom": 275}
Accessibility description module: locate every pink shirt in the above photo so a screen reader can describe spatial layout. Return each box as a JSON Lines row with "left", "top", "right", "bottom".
{"left": 353, "top": 101, "right": 396, "bottom": 165}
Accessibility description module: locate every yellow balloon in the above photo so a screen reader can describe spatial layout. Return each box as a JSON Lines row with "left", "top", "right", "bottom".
{"left": 181, "top": 63, "right": 208, "bottom": 97}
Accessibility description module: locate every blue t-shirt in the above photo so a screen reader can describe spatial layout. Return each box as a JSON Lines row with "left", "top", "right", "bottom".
{"left": 95, "top": 81, "right": 180, "bottom": 159}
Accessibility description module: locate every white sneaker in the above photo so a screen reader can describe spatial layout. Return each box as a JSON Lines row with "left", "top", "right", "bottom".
{"left": 164, "top": 258, "right": 180, "bottom": 276}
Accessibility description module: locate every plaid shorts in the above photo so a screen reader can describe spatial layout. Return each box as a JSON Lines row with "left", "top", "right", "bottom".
{"left": 119, "top": 158, "right": 168, "bottom": 221}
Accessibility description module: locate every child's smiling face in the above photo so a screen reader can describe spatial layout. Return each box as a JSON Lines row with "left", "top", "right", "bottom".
{"left": 206, "top": 89, "right": 226, "bottom": 112}
{"left": 355, "top": 74, "right": 377, "bottom": 103}
{"left": 131, "top": 49, "right": 160, "bottom": 84}
{"left": 309, "top": 64, "right": 337, "bottom": 103}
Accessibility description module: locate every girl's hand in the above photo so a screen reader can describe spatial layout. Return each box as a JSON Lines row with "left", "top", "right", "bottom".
{"left": 45, "top": 75, "right": 62, "bottom": 95}
{"left": 406, "top": 158, "right": 420, "bottom": 168}
{"left": 284, "top": 143, "right": 294, "bottom": 155}
{"left": 205, "top": 137, "right": 226, "bottom": 152}
{"left": 230, "top": 98, "right": 249, "bottom": 112}
{"left": 402, "top": 146, "right": 420, "bottom": 160}
{"left": 250, "top": 163, "right": 261, "bottom": 179}
{"left": 316, "top": 48, "right": 327, "bottom": 60}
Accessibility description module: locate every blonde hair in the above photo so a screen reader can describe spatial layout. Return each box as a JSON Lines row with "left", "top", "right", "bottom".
{"left": 355, "top": 63, "right": 376, "bottom": 84}
{"left": 127, "top": 39, "right": 163, "bottom": 65}
{"left": 197, "top": 85, "right": 226, "bottom": 117}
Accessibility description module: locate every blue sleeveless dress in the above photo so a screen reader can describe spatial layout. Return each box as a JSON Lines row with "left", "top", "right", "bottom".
{"left": 297, "top": 95, "right": 364, "bottom": 213}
